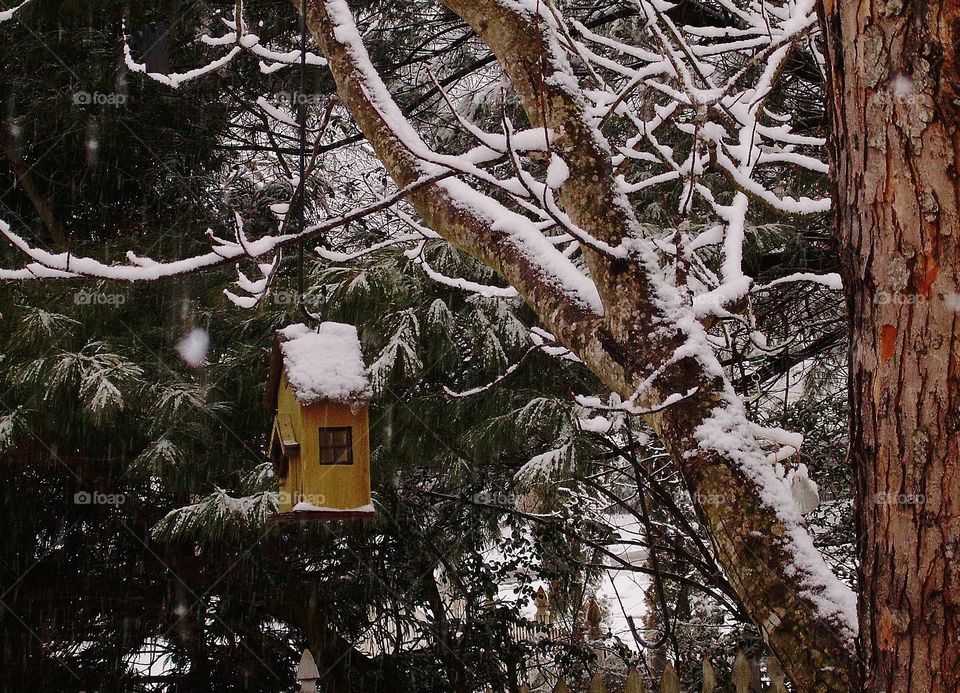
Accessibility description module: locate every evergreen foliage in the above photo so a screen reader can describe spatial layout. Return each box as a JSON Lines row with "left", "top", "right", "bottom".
{"left": 0, "top": 1, "right": 853, "bottom": 690}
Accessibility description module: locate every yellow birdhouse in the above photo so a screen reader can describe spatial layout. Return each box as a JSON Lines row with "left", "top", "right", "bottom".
{"left": 265, "top": 322, "right": 374, "bottom": 522}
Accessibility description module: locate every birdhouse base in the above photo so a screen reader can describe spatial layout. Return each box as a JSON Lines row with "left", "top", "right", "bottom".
{"left": 268, "top": 509, "right": 376, "bottom": 523}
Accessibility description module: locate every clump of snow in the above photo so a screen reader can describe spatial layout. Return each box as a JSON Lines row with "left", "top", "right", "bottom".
{"left": 757, "top": 272, "right": 843, "bottom": 292}
{"left": 269, "top": 202, "right": 290, "bottom": 219}
{"left": 515, "top": 446, "right": 570, "bottom": 486}
{"left": 945, "top": 292, "right": 960, "bottom": 312}
{"left": 546, "top": 153, "right": 570, "bottom": 189}
{"left": 279, "top": 322, "right": 372, "bottom": 404}
{"left": 788, "top": 464, "right": 820, "bottom": 515}
{"left": 891, "top": 73, "right": 913, "bottom": 99}
{"left": 578, "top": 415, "right": 612, "bottom": 434}
{"left": 176, "top": 328, "right": 209, "bottom": 367}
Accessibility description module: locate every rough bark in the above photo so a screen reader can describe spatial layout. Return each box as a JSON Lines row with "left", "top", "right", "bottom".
{"left": 821, "top": 1, "right": 960, "bottom": 691}
{"left": 300, "top": 1, "right": 860, "bottom": 688}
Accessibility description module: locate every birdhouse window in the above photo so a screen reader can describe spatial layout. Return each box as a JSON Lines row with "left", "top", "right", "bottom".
{"left": 318, "top": 426, "right": 353, "bottom": 465}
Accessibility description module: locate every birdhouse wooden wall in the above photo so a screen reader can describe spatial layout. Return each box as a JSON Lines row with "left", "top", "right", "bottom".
{"left": 273, "top": 371, "right": 371, "bottom": 513}
{"left": 274, "top": 370, "right": 304, "bottom": 513}
{"left": 267, "top": 322, "right": 374, "bottom": 521}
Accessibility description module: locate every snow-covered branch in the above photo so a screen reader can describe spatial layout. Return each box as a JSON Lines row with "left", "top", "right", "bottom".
{"left": 121, "top": 4, "right": 326, "bottom": 88}
{"left": 0, "top": 0, "right": 32, "bottom": 22}
{"left": 0, "top": 171, "right": 455, "bottom": 282}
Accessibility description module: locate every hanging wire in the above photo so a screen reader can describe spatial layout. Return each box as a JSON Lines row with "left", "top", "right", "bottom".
{"left": 296, "top": 0, "right": 325, "bottom": 327}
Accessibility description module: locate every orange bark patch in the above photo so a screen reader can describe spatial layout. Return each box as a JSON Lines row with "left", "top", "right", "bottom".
{"left": 917, "top": 253, "right": 940, "bottom": 299}
{"left": 880, "top": 324, "right": 898, "bottom": 362}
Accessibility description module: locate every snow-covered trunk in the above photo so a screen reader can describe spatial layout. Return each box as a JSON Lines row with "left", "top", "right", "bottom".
{"left": 821, "top": 2, "right": 960, "bottom": 691}
{"left": 300, "top": 0, "right": 858, "bottom": 688}
{"left": 439, "top": 2, "right": 859, "bottom": 690}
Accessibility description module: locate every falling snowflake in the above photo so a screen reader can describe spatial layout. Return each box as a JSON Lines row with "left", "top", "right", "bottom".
{"left": 176, "top": 328, "right": 209, "bottom": 367}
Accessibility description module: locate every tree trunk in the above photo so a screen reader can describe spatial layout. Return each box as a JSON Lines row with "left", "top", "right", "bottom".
{"left": 821, "top": 1, "right": 960, "bottom": 690}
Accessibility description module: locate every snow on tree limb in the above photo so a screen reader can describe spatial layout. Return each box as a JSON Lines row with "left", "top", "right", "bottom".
{"left": 295, "top": 0, "right": 609, "bottom": 382}
{"left": 315, "top": 0, "right": 603, "bottom": 315}
{"left": 121, "top": 7, "right": 327, "bottom": 89}
{"left": 0, "top": 172, "right": 454, "bottom": 282}
{"left": 0, "top": 0, "right": 31, "bottom": 22}
{"left": 432, "top": 0, "right": 857, "bottom": 687}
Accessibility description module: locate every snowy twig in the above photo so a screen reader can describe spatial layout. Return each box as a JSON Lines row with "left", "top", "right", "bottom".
{"left": 121, "top": 3, "right": 326, "bottom": 89}
{"left": 0, "top": 0, "right": 32, "bottom": 22}
{"left": 0, "top": 171, "right": 458, "bottom": 281}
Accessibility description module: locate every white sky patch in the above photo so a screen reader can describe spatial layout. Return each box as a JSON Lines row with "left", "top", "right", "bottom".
{"left": 595, "top": 514, "right": 650, "bottom": 650}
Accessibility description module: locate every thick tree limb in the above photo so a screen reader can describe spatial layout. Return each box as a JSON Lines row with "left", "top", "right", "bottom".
{"left": 436, "top": 3, "right": 861, "bottom": 688}
{"left": 299, "top": 0, "right": 860, "bottom": 689}
{"left": 298, "top": 0, "right": 616, "bottom": 377}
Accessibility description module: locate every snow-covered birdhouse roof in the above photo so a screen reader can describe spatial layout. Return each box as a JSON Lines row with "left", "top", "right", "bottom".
{"left": 266, "top": 322, "right": 372, "bottom": 408}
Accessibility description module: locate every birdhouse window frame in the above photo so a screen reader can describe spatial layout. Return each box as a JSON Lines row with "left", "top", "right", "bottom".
{"left": 318, "top": 426, "right": 353, "bottom": 465}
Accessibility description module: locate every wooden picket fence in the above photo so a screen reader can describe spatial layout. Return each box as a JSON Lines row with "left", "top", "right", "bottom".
{"left": 509, "top": 620, "right": 565, "bottom": 643}
{"left": 530, "top": 651, "right": 789, "bottom": 693}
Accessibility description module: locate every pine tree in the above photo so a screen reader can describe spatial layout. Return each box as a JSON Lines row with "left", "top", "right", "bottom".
{"left": 1, "top": 1, "right": 874, "bottom": 690}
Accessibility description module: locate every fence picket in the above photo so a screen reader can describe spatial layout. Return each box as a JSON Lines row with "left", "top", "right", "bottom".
{"left": 701, "top": 657, "right": 716, "bottom": 693}
{"left": 765, "top": 655, "right": 787, "bottom": 693}
{"left": 624, "top": 668, "right": 646, "bottom": 693}
{"left": 660, "top": 661, "right": 680, "bottom": 693}
{"left": 732, "top": 650, "right": 751, "bottom": 693}
{"left": 587, "top": 672, "right": 607, "bottom": 693}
